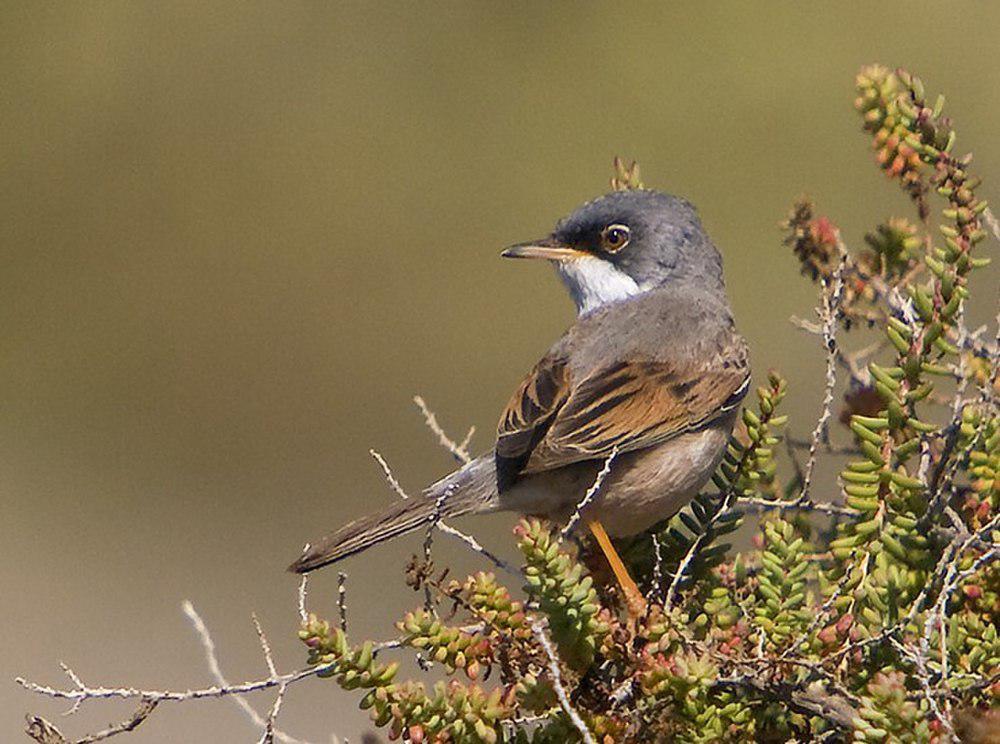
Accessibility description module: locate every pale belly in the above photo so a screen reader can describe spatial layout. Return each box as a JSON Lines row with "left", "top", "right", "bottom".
{"left": 497, "top": 413, "right": 735, "bottom": 537}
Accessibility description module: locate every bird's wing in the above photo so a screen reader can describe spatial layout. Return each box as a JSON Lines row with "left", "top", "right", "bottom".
{"left": 495, "top": 340, "right": 749, "bottom": 491}
{"left": 495, "top": 352, "right": 571, "bottom": 491}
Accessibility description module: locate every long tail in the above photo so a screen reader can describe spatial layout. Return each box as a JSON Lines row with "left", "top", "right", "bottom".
{"left": 288, "top": 456, "right": 498, "bottom": 573}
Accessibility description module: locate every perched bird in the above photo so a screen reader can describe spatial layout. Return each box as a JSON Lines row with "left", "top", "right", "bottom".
{"left": 290, "top": 188, "right": 749, "bottom": 608}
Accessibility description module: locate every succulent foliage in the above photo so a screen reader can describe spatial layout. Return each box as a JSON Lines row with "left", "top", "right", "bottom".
{"left": 303, "top": 66, "right": 998, "bottom": 742}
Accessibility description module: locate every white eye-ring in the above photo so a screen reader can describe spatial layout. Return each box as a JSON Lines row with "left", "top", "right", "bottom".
{"left": 600, "top": 224, "right": 631, "bottom": 253}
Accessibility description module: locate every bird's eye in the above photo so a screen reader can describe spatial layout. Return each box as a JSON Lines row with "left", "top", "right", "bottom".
{"left": 600, "top": 224, "right": 631, "bottom": 253}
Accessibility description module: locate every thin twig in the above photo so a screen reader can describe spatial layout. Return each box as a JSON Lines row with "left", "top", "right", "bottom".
{"left": 413, "top": 395, "right": 472, "bottom": 464}
{"left": 370, "top": 449, "right": 516, "bottom": 575}
{"left": 892, "top": 638, "right": 955, "bottom": 740}
{"left": 781, "top": 550, "right": 870, "bottom": 663}
{"left": 18, "top": 665, "right": 323, "bottom": 704}
{"left": 18, "top": 627, "right": 427, "bottom": 713}
{"left": 259, "top": 684, "right": 287, "bottom": 744}
{"left": 252, "top": 614, "right": 278, "bottom": 677}
{"left": 530, "top": 619, "right": 596, "bottom": 744}
{"left": 422, "top": 487, "right": 452, "bottom": 613}
{"left": 369, "top": 449, "right": 408, "bottom": 500}
{"left": 459, "top": 426, "right": 476, "bottom": 454}
{"left": 336, "top": 573, "right": 349, "bottom": 634}
{"left": 561, "top": 449, "right": 617, "bottom": 538}
{"left": 58, "top": 663, "right": 85, "bottom": 717}
{"left": 26, "top": 698, "right": 160, "bottom": 744}
{"left": 794, "top": 242, "right": 847, "bottom": 510}
{"left": 22, "top": 603, "right": 321, "bottom": 744}
{"left": 736, "top": 495, "right": 857, "bottom": 518}
{"left": 651, "top": 532, "right": 664, "bottom": 602}
{"left": 296, "top": 574, "right": 309, "bottom": 625}
{"left": 182, "top": 602, "right": 311, "bottom": 744}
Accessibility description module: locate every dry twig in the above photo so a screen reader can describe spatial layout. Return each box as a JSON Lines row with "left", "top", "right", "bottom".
{"left": 530, "top": 619, "right": 596, "bottom": 744}
{"left": 369, "top": 449, "right": 516, "bottom": 576}
{"left": 561, "top": 449, "right": 618, "bottom": 538}
{"left": 414, "top": 395, "right": 473, "bottom": 464}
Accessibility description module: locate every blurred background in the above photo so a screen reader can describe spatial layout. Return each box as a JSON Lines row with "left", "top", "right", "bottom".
{"left": 2, "top": 2, "right": 998, "bottom": 740}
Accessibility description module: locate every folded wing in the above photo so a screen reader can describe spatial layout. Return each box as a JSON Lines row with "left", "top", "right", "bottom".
{"left": 495, "top": 339, "right": 749, "bottom": 492}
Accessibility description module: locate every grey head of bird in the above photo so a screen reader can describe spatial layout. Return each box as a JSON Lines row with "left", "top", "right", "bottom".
{"left": 502, "top": 189, "right": 725, "bottom": 315}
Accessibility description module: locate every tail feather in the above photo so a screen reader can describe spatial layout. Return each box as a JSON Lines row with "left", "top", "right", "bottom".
{"left": 288, "top": 456, "right": 497, "bottom": 573}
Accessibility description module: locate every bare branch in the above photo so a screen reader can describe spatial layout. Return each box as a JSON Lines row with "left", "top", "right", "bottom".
{"left": 21, "top": 591, "right": 461, "bottom": 742}
{"left": 530, "top": 619, "right": 596, "bottom": 744}
{"left": 713, "top": 677, "right": 858, "bottom": 732}
{"left": 296, "top": 574, "right": 309, "bottom": 626}
{"left": 25, "top": 715, "right": 69, "bottom": 744}
{"left": 892, "top": 638, "right": 955, "bottom": 740}
{"left": 25, "top": 697, "right": 158, "bottom": 744}
{"left": 370, "top": 448, "right": 516, "bottom": 576}
{"left": 259, "top": 684, "right": 287, "bottom": 744}
{"left": 182, "top": 602, "right": 311, "bottom": 744}
{"left": 736, "top": 495, "right": 857, "bottom": 518}
{"left": 369, "top": 449, "right": 408, "bottom": 500}
{"left": 458, "top": 425, "right": 476, "bottom": 454}
{"left": 413, "top": 395, "right": 472, "bottom": 464}
{"left": 793, "top": 241, "right": 847, "bottom": 509}
{"left": 651, "top": 532, "right": 664, "bottom": 602}
{"left": 252, "top": 614, "right": 278, "bottom": 678}
{"left": 561, "top": 449, "right": 617, "bottom": 538}
{"left": 336, "top": 573, "right": 349, "bottom": 634}
{"left": 422, "top": 486, "right": 453, "bottom": 612}
{"left": 58, "top": 663, "right": 85, "bottom": 717}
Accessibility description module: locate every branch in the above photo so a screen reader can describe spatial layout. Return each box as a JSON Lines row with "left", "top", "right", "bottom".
{"left": 25, "top": 698, "right": 158, "bottom": 744}
{"left": 713, "top": 677, "right": 858, "bottom": 732}
{"left": 800, "top": 243, "right": 848, "bottom": 502}
{"left": 530, "top": 619, "right": 596, "bottom": 744}
{"left": 17, "top": 598, "right": 372, "bottom": 744}
{"left": 182, "top": 602, "right": 310, "bottom": 744}
{"left": 413, "top": 395, "right": 473, "bottom": 463}
{"left": 736, "top": 495, "right": 857, "bottom": 518}
{"left": 369, "top": 449, "right": 516, "bottom": 576}
{"left": 561, "top": 449, "right": 618, "bottom": 538}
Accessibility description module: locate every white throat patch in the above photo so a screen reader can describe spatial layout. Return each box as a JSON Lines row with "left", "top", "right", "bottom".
{"left": 556, "top": 255, "right": 641, "bottom": 315}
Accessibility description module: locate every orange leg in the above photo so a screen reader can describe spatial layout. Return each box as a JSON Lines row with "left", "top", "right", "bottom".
{"left": 588, "top": 520, "right": 646, "bottom": 616}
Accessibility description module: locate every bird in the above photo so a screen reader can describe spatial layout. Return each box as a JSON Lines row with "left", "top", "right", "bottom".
{"left": 289, "top": 187, "right": 750, "bottom": 610}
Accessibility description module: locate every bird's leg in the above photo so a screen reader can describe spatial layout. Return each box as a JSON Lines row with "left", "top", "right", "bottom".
{"left": 588, "top": 520, "right": 647, "bottom": 616}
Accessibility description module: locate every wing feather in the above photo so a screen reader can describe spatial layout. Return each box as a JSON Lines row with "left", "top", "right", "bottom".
{"left": 495, "top": 354, "right": 570, "bottom": 491}
{"left": 495, "top": 339, "right": 749, "bottom": 491}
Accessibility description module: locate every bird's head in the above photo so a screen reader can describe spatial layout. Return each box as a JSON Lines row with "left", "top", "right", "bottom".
{"left": 502, "top": 189, "right": 724, "bottom": 314}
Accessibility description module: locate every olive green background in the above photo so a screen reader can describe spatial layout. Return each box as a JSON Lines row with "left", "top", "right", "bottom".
{"left": 2, "top": 2, "right": 998, "bottom": 740}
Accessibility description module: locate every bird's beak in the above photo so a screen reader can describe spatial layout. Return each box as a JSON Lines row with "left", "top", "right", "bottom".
{"left": 501, "top": 238, "right": 586, "bottom": 261}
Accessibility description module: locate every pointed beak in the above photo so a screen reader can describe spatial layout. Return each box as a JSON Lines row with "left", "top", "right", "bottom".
{"left": 501, "top": 238, "right": 586, "bottom": 261}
